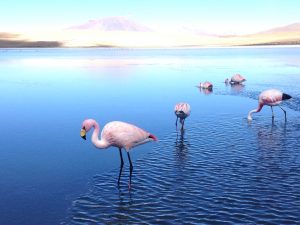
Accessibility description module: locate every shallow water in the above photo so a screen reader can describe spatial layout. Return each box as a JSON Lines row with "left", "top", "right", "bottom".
{"left": 67, "top": 112, "right": 300, "bottom": 224}
{"left": 0, "top": 47, "right": 300, "bottom": 224}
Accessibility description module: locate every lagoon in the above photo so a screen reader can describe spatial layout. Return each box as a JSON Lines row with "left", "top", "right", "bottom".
{"left": 0, "top": 47, "right": 300, "bottom": 224}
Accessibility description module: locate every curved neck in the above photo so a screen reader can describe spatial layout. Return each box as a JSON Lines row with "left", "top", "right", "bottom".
{"left": 248, "top": 103, "right": 263, "bottom": 120}
{"left": 91, "top": 121, "right": 109, "bottom": 149}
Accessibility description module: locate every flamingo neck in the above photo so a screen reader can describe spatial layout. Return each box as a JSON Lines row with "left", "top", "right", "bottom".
{"left": 91, "top": 122, "right": 109, "bottom": 149}
{"left": 248, "top": 103, "right": 263, "bottom": 121}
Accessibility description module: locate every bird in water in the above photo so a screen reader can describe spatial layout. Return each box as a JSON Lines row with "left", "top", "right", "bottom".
{"left": 198, "top": 81, "right": 213, "bottom": 90}
{"left": 225, "top": 74, "right": 246, "bottom": 84}
{"left": 174, "top": 103, "right": 191, "bottom": 130}
{"left": 247, "top": 89, "right": 292, "bottom": 121}
{"left": 80, "top": 119, "right": 157, "bottom": 189}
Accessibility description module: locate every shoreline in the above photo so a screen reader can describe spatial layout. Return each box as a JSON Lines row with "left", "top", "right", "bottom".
{"left": 1, "top": 44, "right": 300, "bottom": 50}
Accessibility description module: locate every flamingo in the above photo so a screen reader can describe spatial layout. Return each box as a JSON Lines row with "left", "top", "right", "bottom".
{"left": 174, "top": 103, "right": 191, "bottom": 130}
{"left": 226, "top": 74, "right": 246, "bottom": 84}
{"left": 247, "top": 89, "right": 292, "bottom": 121}
{"left": 199, "top": 81, "right": 213, "bottom": 89}
{"left": 80, "top": 119, "right": 157, "bottom": 188}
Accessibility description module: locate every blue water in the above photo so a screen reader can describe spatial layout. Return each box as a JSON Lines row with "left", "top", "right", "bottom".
{"left": 0, "top": 47, "right": 300, "bottom": 224}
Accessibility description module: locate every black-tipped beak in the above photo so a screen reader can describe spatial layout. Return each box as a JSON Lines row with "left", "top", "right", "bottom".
{"left": 80, "top": 128, "right": 86, "bottom": 140}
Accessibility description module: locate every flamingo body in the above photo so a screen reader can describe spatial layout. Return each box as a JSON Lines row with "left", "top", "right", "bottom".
{"left": 199, "top": 81, "right": 213, "bottom": 89}
{"left": 80, "top": 119, "right": 157, "bottom": 187}
{"left": 100, "top": 121, "right": 157, "bottom": 151}
{"left": 248, "top": 89, "right": 292, "bottom": 121}
{"left": 174, "top": 102, "right": 191, "bottom": 130}
{"left": 230, "top": 74, "right": 246, "bottom": 84}
{"left": 259, "top": 89, "right": 284, "bottom": 106}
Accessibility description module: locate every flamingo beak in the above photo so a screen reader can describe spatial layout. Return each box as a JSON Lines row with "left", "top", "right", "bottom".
{"left": 80, "top": 127, "right": 86, "bottom": 140}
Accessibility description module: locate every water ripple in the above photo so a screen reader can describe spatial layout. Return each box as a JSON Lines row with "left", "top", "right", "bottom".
{"left": 64, "top": 115, "right": 300, "bottom": 224}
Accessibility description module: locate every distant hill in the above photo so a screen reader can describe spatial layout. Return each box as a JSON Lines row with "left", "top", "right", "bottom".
{"left": 0, "top": 32, "right": 62, "bottom": 47}
{"left": 237, "top": 23, "right": 300, "bottom": 46}
{"left": 0, "top": 40, "right": 62, "bottom": 48}
{"left": 258, "top": 23, "right": 300, "bottom": 34}
{"left": 69, "top": 17, "right": 152, "bottom": 32}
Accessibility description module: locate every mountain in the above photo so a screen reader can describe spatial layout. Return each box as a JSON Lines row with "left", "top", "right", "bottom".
{"left": 69, "top": 17, "right": 152, "bottom": 32}
{"left": 1, "top": 21, "right": 300, "bottom": 48}
{"left": 258, "top": 23, "right": 300, "bottom": 34}
{"left": 238, "top": 23, "right": 300, "bottom": 46}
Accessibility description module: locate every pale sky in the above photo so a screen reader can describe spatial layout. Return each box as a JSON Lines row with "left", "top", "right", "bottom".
{"left": 1, "top": 0, "right": 300, "bottom": 34}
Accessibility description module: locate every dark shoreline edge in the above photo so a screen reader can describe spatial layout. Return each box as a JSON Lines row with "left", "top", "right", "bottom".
{"left": 0, "top": 40, "right": 63, "bottom": 48}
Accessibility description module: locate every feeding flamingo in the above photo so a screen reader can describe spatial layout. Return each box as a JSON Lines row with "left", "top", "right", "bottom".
{"left": 174, "top": 103, "right": 191, "bottom": 130}
{"left": 247, "top": 89, "right": 292, "bottom": 121}
{"left": 199, "top": 81, "right": 213, "bottom": 89}
{"left": 225, "top": 74, "right": 246, "bottom": 84}
{"left": 80, "top": 119, "right": 157, "bottom": 188}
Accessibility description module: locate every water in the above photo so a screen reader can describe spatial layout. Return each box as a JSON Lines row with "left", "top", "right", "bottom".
{"left": 0, "top": 47, "right": 300, "bottom": 224}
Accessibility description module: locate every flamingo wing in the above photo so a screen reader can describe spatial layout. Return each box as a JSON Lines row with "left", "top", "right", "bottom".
{"left": 101, "top": 121, "right": 155, "bottom": 151}
{"left": 260, "top": 89, "right": 283, "bottom": 106}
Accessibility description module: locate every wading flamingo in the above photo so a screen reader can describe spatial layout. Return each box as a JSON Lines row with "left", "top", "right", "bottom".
{"left": 248, "top": 89, "right": 292, "bottom": 121}
{"left": 80, "top": 119, "right": 157, "bottom": 188}
{"left": 225, "top": 74, "right": 246, "bottom": 84}
{"left": 174, "top": 103, "right": 191, "bottom": 130}
{"left": 199, "top": 81, "right": 213, "bottom": 89}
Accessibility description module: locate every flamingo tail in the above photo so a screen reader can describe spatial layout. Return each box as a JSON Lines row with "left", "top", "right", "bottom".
{"left": 282, "top": 93, "right": 292, "bottom": 100}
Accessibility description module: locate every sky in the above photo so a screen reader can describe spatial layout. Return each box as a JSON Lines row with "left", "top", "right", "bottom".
{"left": 1, "top": 0, "right": 300, "bottom": 34}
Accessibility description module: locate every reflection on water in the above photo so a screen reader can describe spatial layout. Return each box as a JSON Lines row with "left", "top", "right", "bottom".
{"left": 229, "top": 83, "right": 245, "bottom": 93}
{"left": 197, "top": 86, "right": 213, "bottom": 95}
{"left": 174, "top": 130, "right": 189, "bottom": 166}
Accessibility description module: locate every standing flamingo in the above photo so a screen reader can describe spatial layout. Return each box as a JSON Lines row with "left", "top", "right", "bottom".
{"left": 174, "top": 103, "right": 191, "bottom": 130}
{"left": 226, "top": 74, "right": 246, "bottom": 84}
{"left": 80, "top": 119, "right": 157, "bottom": 188}
{"left": 247, "top": 89, "right": 292, "bottom": 121}
{"left": 199, "top": 81, "right": 213, "bottom": 89}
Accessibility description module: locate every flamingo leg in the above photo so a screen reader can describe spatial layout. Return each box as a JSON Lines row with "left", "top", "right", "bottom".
{"left": 279, "top": 106, "right": 287, "bottom": 121}
{"left": 117, "top": 148, "right": 124, "bottom": 186}
{"left": 175, "top": 116, "right": 178, "bottom": 128}
{"left": 271, "top": 106, "right": 274, "bottom": 121}
{"left": 127, "top": 152, "right": 133, "bottom": 189}
{"left": 181, "top": 119, "right": 185, "bottom": 130}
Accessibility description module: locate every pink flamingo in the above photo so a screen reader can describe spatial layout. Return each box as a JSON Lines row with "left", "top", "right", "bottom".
{"left": 247, "top": 89, "right": 292, "bottom": 121}
{"left": 199, "top": 81, "right": 213, "bottom": 89}
{"left": 174, "top": 103, "right": 191, "bottom": 130}
{"left": 226, "top": 74, "right": 246, "bottom": 84}
{"left": 80, "top": 119, "right": 157, "bottom": 188}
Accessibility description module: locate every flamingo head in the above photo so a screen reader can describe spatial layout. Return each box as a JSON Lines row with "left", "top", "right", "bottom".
{"left": 80, "top": 119, "right": 96, "bottom": 140}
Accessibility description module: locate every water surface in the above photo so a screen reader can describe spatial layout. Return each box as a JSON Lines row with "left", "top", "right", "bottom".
{"left": 0, "top": 47, "right": 300, "bottom": 224}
